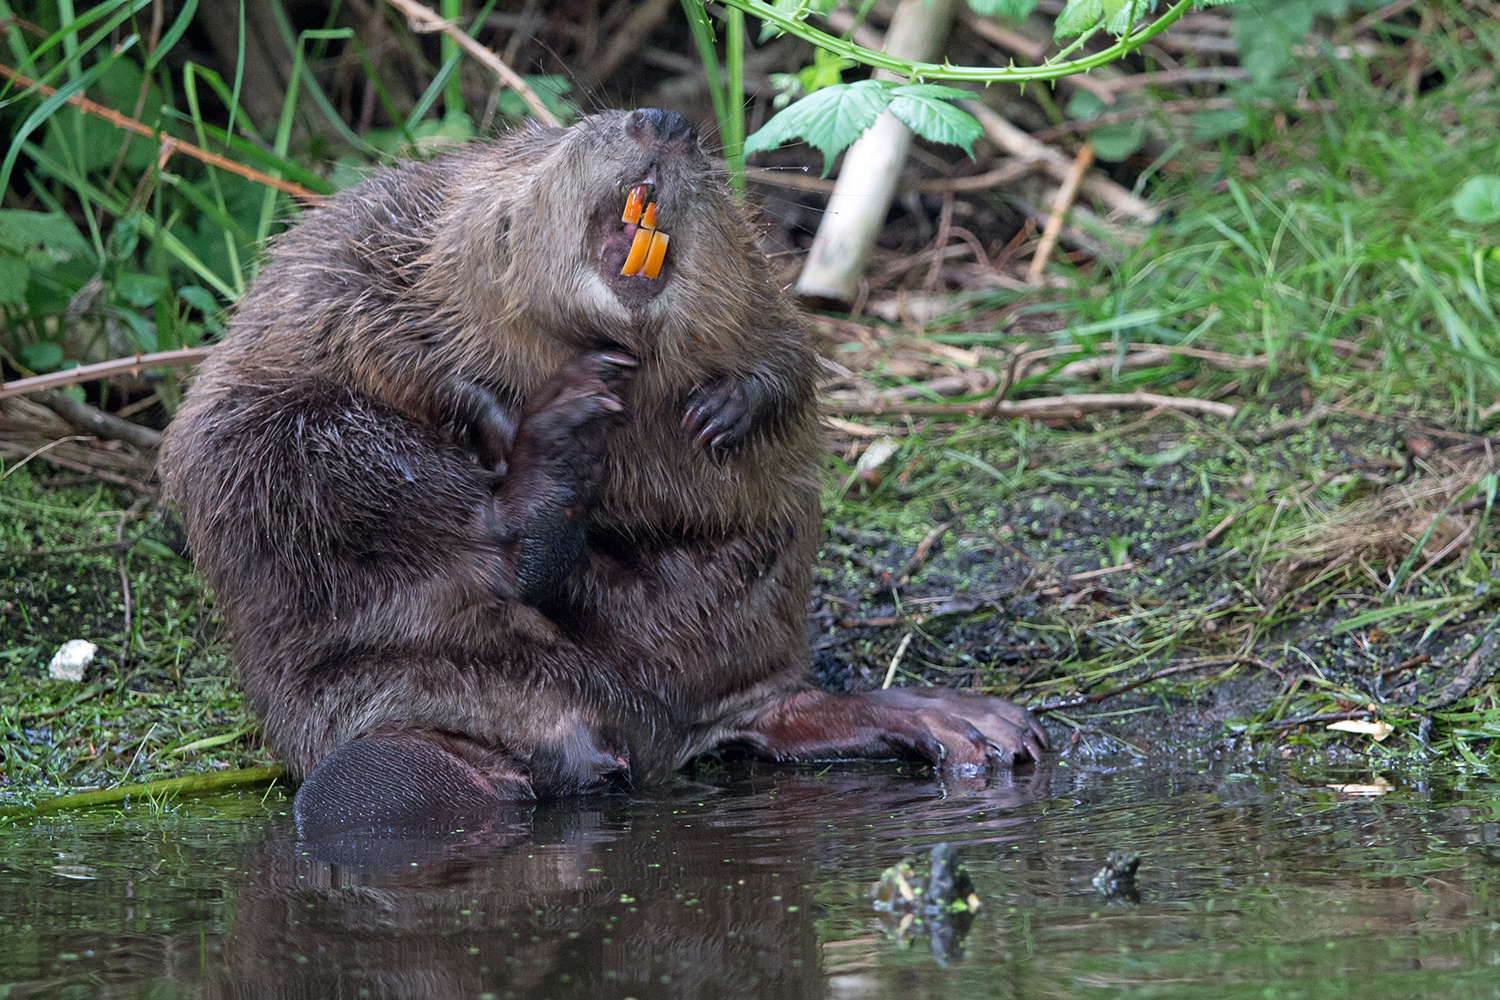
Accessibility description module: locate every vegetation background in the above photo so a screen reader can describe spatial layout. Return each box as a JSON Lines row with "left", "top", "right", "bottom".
{"left": 0, "top": 0, "right": 1497, "bottom": 806}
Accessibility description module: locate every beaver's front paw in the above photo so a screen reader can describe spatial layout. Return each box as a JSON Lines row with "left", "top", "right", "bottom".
{"left": 683, "top": 376, "right": 767, "bottom": 455}
{"left": 863, "top": 688, "right": 1048, "bottom": 774}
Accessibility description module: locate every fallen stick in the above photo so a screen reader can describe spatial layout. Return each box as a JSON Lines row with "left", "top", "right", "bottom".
{"left": 580, "top": 0, "right": 677, "bottom": 89}
{"left": 384, "top": 0, "right": 560, "bottom": 126}
{"left": 39, "top": 389, "right": 162, "bottom": 449}
{"left": 11, "top": 765, "right": 286, "bottom": 819}
{"left": 0, "top": 348, "right": 212, "bottom": 400}
{"left": 960, "top": 100, "right": 1157, "bottom": 223}
{"left": 823, "top": 390, "right": 1238, "bottom": 420}
{"left": 1027, "top": 142, "right": 1093, "bottom": 283}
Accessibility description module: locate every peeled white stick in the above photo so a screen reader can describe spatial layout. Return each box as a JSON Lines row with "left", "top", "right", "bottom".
{"left": 794, "top": 0, "right": 958, "bottom": 305}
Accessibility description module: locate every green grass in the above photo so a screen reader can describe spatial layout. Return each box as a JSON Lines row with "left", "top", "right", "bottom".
{"left": 0, "top": 469, "right": 261, "bottom": 805}
{"left": 2, "top": 1, "right": 1499, "bottom": 793}
{"left": 1043, "top": 26, "right": 1500, "bottom": 422}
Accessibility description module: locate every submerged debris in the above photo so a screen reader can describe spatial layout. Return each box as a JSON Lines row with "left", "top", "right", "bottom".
{"left": 873, "top": 842, "right": 981, "bottom": 965}
{"left": 1092, "top": 851, "right": 1141, "bottom": 904}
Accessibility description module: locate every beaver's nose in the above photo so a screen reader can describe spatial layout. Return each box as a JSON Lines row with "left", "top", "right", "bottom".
{"left": 626, "top": 108, "right": 696, "bottom": 147}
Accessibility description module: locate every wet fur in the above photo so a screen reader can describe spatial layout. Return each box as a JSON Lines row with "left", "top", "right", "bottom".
{"left": 163, "top": 112, "right": 820, "bottom": 791}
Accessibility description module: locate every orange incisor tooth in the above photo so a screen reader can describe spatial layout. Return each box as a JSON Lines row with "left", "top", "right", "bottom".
{"left": 642, "top": 231, "right": 670, "bottom": 280}
{"left": 640, "top": 202, "right": 658, "bottom": 230}
{"left": 621, "top": 184, "right": 648, "bottom": 225}
{"left": 621, "top": 227, "right": 653, "bottom": 276}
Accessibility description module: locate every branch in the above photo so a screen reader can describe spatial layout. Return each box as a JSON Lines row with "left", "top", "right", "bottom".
{"left": 720, "top": 0, "right": 1196, "bottom": 83}
{"left": 0, "top": 348, "right": 212, "bottom": 400}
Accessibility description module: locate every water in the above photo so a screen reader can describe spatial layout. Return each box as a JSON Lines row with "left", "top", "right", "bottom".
{"left": 3, "top": 752, "right": 1500, "bottom": 999}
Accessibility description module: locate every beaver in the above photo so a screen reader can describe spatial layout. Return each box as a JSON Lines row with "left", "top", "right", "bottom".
{"left": 160, "top": 107, "right": 1046, "bottom": 840}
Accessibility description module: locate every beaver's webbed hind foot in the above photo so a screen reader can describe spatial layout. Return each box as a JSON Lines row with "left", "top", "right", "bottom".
{"left": 292, "top": 729, "right": 534, "bottom": 843}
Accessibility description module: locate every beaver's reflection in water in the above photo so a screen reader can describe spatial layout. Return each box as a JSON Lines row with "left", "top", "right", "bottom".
{"left": 213, "top": 766, "right": 1049, "bottom": 1000}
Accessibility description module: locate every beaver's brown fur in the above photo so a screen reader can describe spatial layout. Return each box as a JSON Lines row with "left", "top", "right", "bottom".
{"left": 160, "top": 108, "right": 1044, "bottom": 839}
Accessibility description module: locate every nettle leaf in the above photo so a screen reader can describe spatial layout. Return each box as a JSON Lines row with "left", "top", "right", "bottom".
{"left": 889, "top": 85, "right": 982, "bottom": 156}
{"left": 744, "top": 80, "right": 893, "bottom": 174}
{"left": 1054, "top": 0, "right": 1103, "bottom": 38}
{"left": 1454, "top": 175, "right": 1500, "bottom": 225}
{"left": 965, "top": 0, "right": 1040, "bottom": 19}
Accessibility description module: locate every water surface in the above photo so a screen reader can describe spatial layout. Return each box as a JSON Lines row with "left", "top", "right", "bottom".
{"left": 3, "top": 750, "right": 1498, "bottom": 999}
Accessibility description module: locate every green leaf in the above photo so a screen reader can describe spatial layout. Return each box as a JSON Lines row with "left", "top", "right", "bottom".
{"left": 0, "top": 211, "right": 90, "bottom": 262}
{"left": 965, "top": 0, "right": 1041, "bottom": 19}
{"left": 1054, "top": 0, "right": 1103, "bottom": 38}
{"left": 20, "top": 341, "right": 64, "bottom": 373}
{"left": 888, "top": 86, "right": 983, "bottom": 156}
{"left": 1089, "top": 120, "right": 1145, "bottom": 161}
{"left": 744, "top": 81, "right": 893, "bottom": 174}
{"left": 1232, "top": 2, "right": 1313, "bottom": 87}
{"left": 1193, "top": 108, "right": 1247, "bottom": 140}
{"left": 178, "top": 285, "right": 219, "bottom": 313}
{"left": 1454, "top": 175, "right": 1500, "bottom": 225}
{"left": 0, "top": 255, "right": 29, "bottom": 305}
{"left": 116, "top": 273, "right": 170, "bottom": 308}
{"left": 797, "top": 47, "right": 855, "bottom": 94}
{"left": 114, "top": 309, "right": 159, "bottom": 352}
{"left": 1106, "top": 0, "right": 1153, "bottom": 34}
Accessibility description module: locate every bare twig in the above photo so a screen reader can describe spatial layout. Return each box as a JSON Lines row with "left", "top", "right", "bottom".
{"left": 882, "top": 632, "right": 915, "bottom": 689}
{"left": 924, "top": 192, "right": 956, "bottom": 289}
{"left": 580, "top": 0, "right": 677, "bottom": 88}
{"left": 898, "top": 521, "right": 951, "bottom": 584}
{"left": 0, "top": 348, "right": 212, "bottom": 400}
{"left": 1028, "top": 142, "right": 1093, "bottom": 283}
{"left": 383, "top": 0, "right": 561, "bottom": 126}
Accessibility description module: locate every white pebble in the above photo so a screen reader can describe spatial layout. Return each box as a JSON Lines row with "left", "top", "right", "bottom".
{"left": 47, "top": 639, "right": 98, "bottom": 682}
